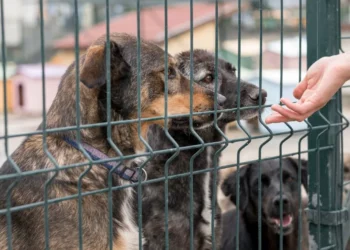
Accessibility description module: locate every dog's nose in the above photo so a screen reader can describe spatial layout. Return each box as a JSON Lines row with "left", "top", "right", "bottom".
{"left": 261, "top": 89, "right": 268, "bottom": 100}
{"left": 273, "top": 195, "right": 289, "bottom": 208}
{"left": 249, "top": 89, "right": 267, "bottom": 101}
{"left": 217, "top": 94, "right": 226, "bottom": 106}
{"left": 248, "top": 88, "right": 259, "bottom": 101}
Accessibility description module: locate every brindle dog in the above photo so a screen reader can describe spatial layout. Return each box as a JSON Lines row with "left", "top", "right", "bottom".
{"left": 0, "top": 33, "right": 221, "bottom": 250}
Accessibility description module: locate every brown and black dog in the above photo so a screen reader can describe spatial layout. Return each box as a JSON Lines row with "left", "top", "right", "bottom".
{"left": 0, "top": 33, "right": 222, "bottom": 250}
{"left": 141, "top": 50, "right": 267, "bottom": 250}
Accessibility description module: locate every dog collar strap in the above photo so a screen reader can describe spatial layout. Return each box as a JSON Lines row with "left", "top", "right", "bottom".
{"left": 63, "top": 137, "right": 141, "bottom": 182}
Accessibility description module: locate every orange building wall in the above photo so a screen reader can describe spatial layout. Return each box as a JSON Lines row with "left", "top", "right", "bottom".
{"left": 0, "top": 80, "right": 13, "bottom": 113}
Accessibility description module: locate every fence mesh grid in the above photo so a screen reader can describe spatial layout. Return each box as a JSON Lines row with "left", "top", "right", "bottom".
{"left": 0, "top": 0, "right": 349, "bottom": 249}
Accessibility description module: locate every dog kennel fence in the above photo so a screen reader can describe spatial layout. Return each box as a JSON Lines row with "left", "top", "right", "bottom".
{"left": 0, "top": 0, "right": 349, "bottom": 249}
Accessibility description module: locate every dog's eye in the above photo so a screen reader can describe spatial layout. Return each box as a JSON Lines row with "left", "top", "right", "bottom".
{"left": 202, "top": 74, "right": 213, "bottom": 83}
{"left": 165, "top": 67, "right": 176, "bottom": 80}
{"left": 284, "top": 174, "right": 295, "bottom": 183}
{"left": 285, "top": 177, "right": 293, "bottom": 183}
{"left": 261, "top": 175, "right": 270, "bottom": 186}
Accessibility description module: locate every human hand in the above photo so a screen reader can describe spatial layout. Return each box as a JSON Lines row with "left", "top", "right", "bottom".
{"left": 265, "top": 53, "right": 350, "bottom": 124}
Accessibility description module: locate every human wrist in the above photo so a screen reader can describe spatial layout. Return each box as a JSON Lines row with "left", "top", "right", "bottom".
{"left": 337, "top": 53, "right": 350, "bottom": 81}
{"left": 327, "top": 53, "right": 350, "bottom": 86}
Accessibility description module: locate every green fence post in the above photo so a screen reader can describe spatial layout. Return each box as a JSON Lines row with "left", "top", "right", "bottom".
{"left": 307, "top": 0, "right": 344, "bottom": 249}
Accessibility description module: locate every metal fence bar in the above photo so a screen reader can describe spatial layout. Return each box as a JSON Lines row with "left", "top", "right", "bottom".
{"left": 235, "top": 0, "right": 253, "bottom": 249}
{"left": 0, "top": 1, "right": 22, "bottom": 249}
{"left": 0, "top": 121, "right": 345, "bottom": 157}
{"left": 297, "top": 2, "right": 310, "bottom": 249}
{"left": 211, "top": 1, "right": 229, "bottom": 249}
{"left": 188, "top": 0, "right": 206, "bottom": 249}
{"left": 278, "top": 1, "right": 285, "bottom": 246}
{"left": 103, "top": 0, "right": 125, "bottom": 249}
{"left": 163, "top": 0, "right": 170, "bottom": 249}
{"left": 278, "top": 1, "right": 295, "bottom": 248}
{"left": 0, "top": 145, "right": 335, "bottom": 195}
{"left": 307, "top": 0, "right": 344, "bottom": 249}
{"left": 257, "top": 1, "right": 273, "bottom": 249}
{"left": 135, "top": 2, "right": 148, "bottom": 250}
{"left": 71, "top": 1, "right": 94, "bottom": 248}
{"left": 296, "top": 1, "right": 308, "bottom": 250}
{"left": 0, "top": 106, "right": 278, "bottom": 141}
{"left": 38, "top": 0, "right": 60, "bottom": 248}
{"left": 331, "top": 0, "right": 350, "bottom": 236}
{"left": 279, "top": 30, "right": 294, "bottom": 250}
{"left": 162, "top": 1, "right": 182, "bottom": 249}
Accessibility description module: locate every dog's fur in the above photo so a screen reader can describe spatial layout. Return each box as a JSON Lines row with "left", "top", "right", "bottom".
{"left": 221, "top": 158, "right": 308, "bottom": 250}
{"left": 0, "top": 34, "right": 220, "bottom": 250}
{"left": 140, "top": 50, "right": 267, "bottom": 250}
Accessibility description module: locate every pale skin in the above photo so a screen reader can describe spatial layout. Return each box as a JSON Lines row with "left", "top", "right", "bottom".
{"left": 265, "top": 52, "right": 350, "bottom": 124}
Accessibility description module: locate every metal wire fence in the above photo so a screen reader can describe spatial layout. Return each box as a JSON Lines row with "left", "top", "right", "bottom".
{"left": 0, "top": 0, "right": 350, "bottom": 249}
{"left": 306, "top": 1, "right": 348, "bottom": 249}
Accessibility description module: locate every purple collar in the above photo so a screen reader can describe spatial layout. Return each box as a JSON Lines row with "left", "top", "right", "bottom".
{"left": 63, "top": 137, "right": 144, "bottom": 182}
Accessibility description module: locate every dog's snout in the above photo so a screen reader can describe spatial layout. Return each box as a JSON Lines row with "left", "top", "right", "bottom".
{"left": 249, "top": 89, "right": 267, "bottom": 100}
{"left": 273, "top": 195, "right": 289, "bottom": 208}
{"left": 217, "top": 94, "right": 226, "bottom": 106}
{"left": 247, "top": 87, "right": 267, "bottom": 106}
{"left": 248, "top": 89, "right": 259, "bottom": 101}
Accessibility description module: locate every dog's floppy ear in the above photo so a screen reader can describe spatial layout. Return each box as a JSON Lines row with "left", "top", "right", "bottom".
{"left": 221, "top": 165, "right": 250, "bottom": 211}
{"left": 285, "top": 157, "right": 308, "bottom": 192}
{"left": 80, "top": 41, "right": 130, "bottom": 88}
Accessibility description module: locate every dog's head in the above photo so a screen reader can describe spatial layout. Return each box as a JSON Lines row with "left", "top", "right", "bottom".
{"left": 176, "top": 49, "right": 267, "bottom": 126}
{"left": 222, "top": 158, "right": 308, "bottom": 235}
{"left": 79, "top": 33, "right": 221, "bottom": 130}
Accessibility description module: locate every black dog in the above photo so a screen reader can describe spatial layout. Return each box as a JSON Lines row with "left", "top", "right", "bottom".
{"left": 221, "top": 158, "right": 308, "bottom": 250}
{"left": 140, "top": 50, "right": 267, "bottom": 250}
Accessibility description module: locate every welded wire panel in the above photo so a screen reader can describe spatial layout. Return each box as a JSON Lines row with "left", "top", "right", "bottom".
{"left": 0, "top": 0, "right": 347, "bottom": 249}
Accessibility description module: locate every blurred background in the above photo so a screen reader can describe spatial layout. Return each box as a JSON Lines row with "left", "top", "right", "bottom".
{"left": 1, "top": 0, "right": 350, "bottom": 184}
